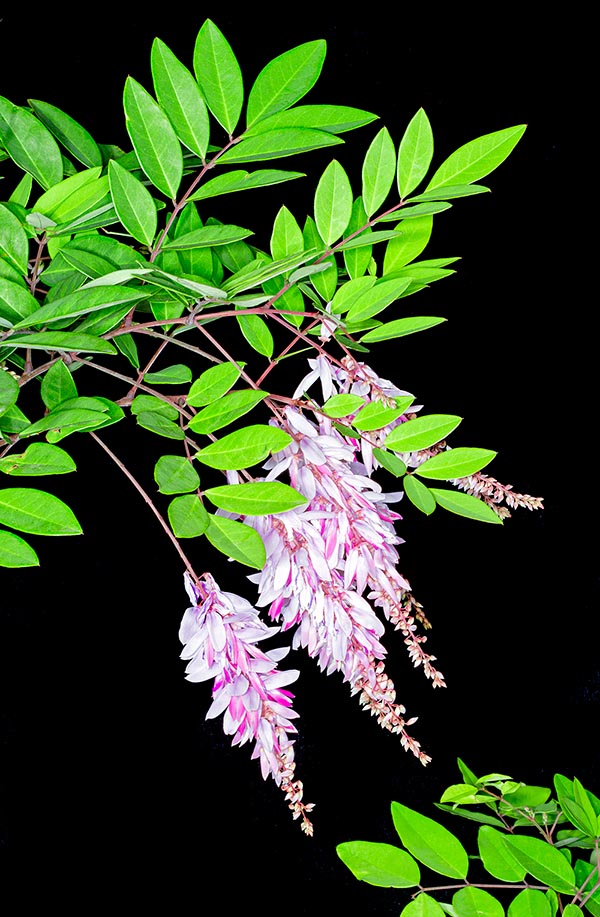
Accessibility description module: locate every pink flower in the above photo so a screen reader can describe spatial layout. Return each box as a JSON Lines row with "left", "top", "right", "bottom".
{"left": 180, "top": 571, "right": 314, "bottom": 833}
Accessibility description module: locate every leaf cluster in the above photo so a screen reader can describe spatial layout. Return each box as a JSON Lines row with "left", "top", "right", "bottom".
{"left": 337, "top": 759, "right": 600, "bottom": 916}
{"left": 0, "top": 18, "right": 528, "bottom": 569}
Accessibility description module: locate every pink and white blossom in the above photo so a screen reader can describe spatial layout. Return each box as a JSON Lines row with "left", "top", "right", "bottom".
{"left": 180, "top": 571, "right": 314, "bottom": 833}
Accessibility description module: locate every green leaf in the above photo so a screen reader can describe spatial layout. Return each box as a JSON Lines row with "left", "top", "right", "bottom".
{"left": 12, "top": 282, "right": 150, "bottom": 329}
{"left": 385, "top": 414, "right": 462, "bottom": 452}
{"left": 235, "top": 311, "right": 274, "bottom": 357}
{"left": 555, "top": 776, "right": 600, "bottom": 837}
{"left": 9, "top": 172, "right": 33, "bottom": 207}
{"left": 123, "top": 76, "right": 183, "bottom": 198}
{"left": 330, "top": 276, "right": 378, "bottom": 314}
{"left": 383, "top": 215, "right": 433, "bottom": 273}
{"left": 337, "top": 228, "right": 403, "bottom": 250}
{"left": 108, "top": 159, "right": 158, "bottom": 247}
{"left": 195, "top": 425, "right": 292, "bottom": 470}
{"left": 478, "top": 826, "right": 528, "bottom": 882}
{"left": 246, "top": 40, "right": 326, "bottom": 128}
{"left": 391, "top": 802, "right": 470, "bottom": 879}
{"left": 426, "top": 125, "right": 527, "bottom": 191}
{"left": 440, "top": 784, "right": 492, "bottom": 805}
{"left": 0, "top": 368, "right": 19, "bottom": 415}
{"left": 372, "top": 448, "right": 407, "bottom": 477}
{"left": 193, "top": 19, "right": 243, "bottom": 135}
{"left": 203, "top": 481, "right": 307, "bottom": 515}
{"left": 154, "top": 455, "right": 200, "bottom": 494}
{"left": 135, "top": 411, "right": 185, "bottom": 440}
{"left": 187, "top": 362, "right": 245, "bottom": 406}
{"left": 336, "top": 841, "right": 421, "bottom": 888}
{"left": 244, "top": 103, "right": 377, "bottom": 136}
{"left": 434, "top": 804, "right": 506, "bottom": 829}
{"left": 361, "top": 316, "right": 446, "bottom": 343}
{"left": 6, "top": 331, "right": 117, "bottom": 355}
{"left": 362, "top": 126, "right": 396, "bottom": 217}
{"left": 131, "top": 395, "right": 179, "bottom": 419}
{"left": 143, "top": 364, "right": 192, "bottom": 385}
{"left": 561, "top": 906, "right": 584, "bottom": 917}
{"left": 457, "top": 758, "right": 479, "bottom": 786}
{"left": 0, "top": 443, "right": 76, "bottom": 476}
{"left": 27, "top": 99, "right": 102, "bottom": 168}
{"left": 114, "top": 332, "right": 139, "bottom": 368}
{"left": 168, "top": 494, "right": 209, "bottom": 537}
{"left": 508, "top": 889, "right": 552, "bottom": 917}
{"left": 321, "top": 393, "right": 366, "bottom": 418}
{"left": 204, "top": 513, "right": 266, "bottom": 569}
{"left": 0, "top": 529, "right": 39, "bottom": 567}
{"left": 408, "top": 184, "right": 490, "bottom": 202}
{"left": 401, "top": 893, "right": 448, "bottom": 917}
{"left": 404, "top": 475, "right": 436, "bottom": 515}
{"left": 0, "top": 403, "right": 30, "bottom": 435}
{"left": 187, "top": 389, "right": 267, "bottom": 434}
{"left": 217, "top": 128, "right": 343, "bottom": 165}
{"left": 398, "top": 108, "right": 434, "bottom": 198}
{"left": 452, "top": 886, "right": 504, "bottom": 917}
{"left": 0, "top": 203, "right": 30, "bottom": 276}
{"left": 187, "top": 168, "right": 305, "bottom": 202}
{"left": 503, "top": 835, "right": 576, "bottom": 893}
{"left": 161, "top": 223, "right": 253, "bottom": 250}
{"left": 6, "top": 332, "right": 116, "bottom": 355}
{"left": 343, "top": 196, "right": 372, "bottom": 280}
{"left": 34, "top": 167, "right": 106, "bottom": 222}
{"left": 574, "top": 861, "right": 600, "bottom": 916}
{"left": 345, "top": 277, "right": 412, "bottom": 324}
{"left": 40, "top": 359, "right": 78, "bottom": 409}
{"left": 314, "top": 159, "right": 353, "bottom": 246}
{"left": 0, "top": 487, "right": 82, "bottom": 535}
{"left": 501, "top": 786, "right": 552, "bottom": 809}
{"left": 270, "top": 205, "right": 304, "bottom": 262}
{"left": 429, "top": 488, "right": 504, "bottom": 524}
{"left": 352, "top": 399, "right": 413, "bottom": 432}
{"left": 151, "top": 38, "right": 210, "bottom": 159}
{"left": 415, "top": 447, "right": 497, "bottom": 480}
{"left": 0, "top": 96, "right": 63, "bottom": 190}
{"left": 18, "top": 407, "right": 109, "bottom": 439}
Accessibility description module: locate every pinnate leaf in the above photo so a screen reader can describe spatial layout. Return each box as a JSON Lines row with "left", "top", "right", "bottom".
{"left": 187, "top": 389, "right": 267, "bottom": 434}
{"left": 123, "top": 76, "right": 183, "bottom": 198}
{"left": 452, "top": 886, "right": 504, "bottom": 917}
{"left": 0, "top": 487, "right": 82, "bottom": 535}
{"left": 391, "top": 801, "right": 469, "bottom": 879}
{"left": 168, "top": 494, "right": 209, "bottom": 537}
{"left": 503, "top": 834, "right": 577, "bottom": 893}
{"left": 154, "top": 455, "right": 200, "bottom": 494}
{"left": 193, "top": 19, "right": 243, "bottom": 135}
{"left": 336, "top": 840, "right": 420, "bottom": 887}
{"left": 385, "top": 414, "right": 462, "bottom": 452}
{"left": 362, "top": 126, "right": 396, "bottom": 217}
{"left": 204, "top": 514, "right": 266, "bottom": 569}
{"left": 507, "top": 888, "right": 553, "bottom": 917}
{"left": 195, "top": 425, "right": 292, "bottom": 470}
{"left": 187, "top": 362, "right": 246, "bottom": 407}
{"left": 398, "top": 108, "right": 434, "bottom": 199}
{"left": 429, "top": 488, "right": 503, "bottom": 524}
{"left": 203, "top": 481, "right": 307, "bottom": 515}
{"left": 425, "top": 125, "right": 527, "bottom": 191}
{"left": 246, "top": 40, "right": 326, "bottom": 128}
{"left": 0, "top": 529, "right": 39, "bottom": 567}
{"left": 415, "top": 447, "right": 497, "bottom": 480}
{"left": 0, "top": 443, "right": 76, "bottom": 476}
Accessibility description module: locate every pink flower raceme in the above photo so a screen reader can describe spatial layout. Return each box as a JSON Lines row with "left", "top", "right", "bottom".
{"left": 246, "top": 383, "right": 445, "bottom": 764}
{"left": 179, "top": 571, "right": 314, "bottom": 833}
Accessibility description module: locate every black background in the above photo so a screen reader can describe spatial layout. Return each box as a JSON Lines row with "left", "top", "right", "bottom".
{"left": 0, "top": 9, "right": 596, "bottom": 913}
